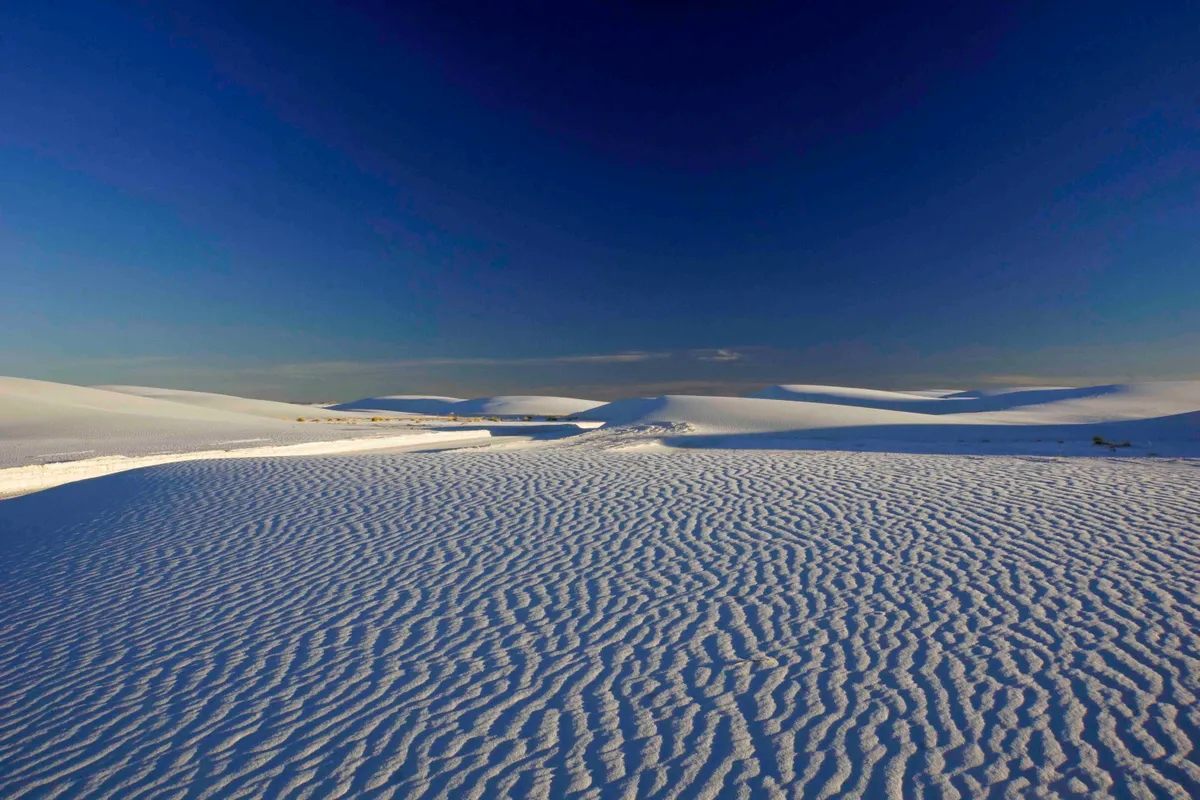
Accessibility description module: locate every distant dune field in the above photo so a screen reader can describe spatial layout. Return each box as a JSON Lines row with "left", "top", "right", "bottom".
{"left": 1, "top": 377, "right": 1198, "bottom": 797}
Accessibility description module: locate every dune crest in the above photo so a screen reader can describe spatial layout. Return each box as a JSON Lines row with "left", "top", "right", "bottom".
{"left": 578, "top": 382, "right": 1200, "bottom": 455}
{"left": 335, "top": 394, "right": 603, "bottom": 418}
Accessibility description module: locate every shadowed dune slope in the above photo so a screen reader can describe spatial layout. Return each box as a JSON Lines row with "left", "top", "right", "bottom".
{"left": 580, "top": 385, "right": 1200, "bottom": 455}
{"left": 451, "top": 395, "right": 604, "bottom": 417}
{"left": 329, "top": 395, "right": 466, "bottom": 415}
{"left": 749, "top": 381, "right": 1200, "bottom": 418}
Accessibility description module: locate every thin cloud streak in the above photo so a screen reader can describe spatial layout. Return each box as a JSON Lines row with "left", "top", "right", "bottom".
{"left": 691, "top": 348, "right": 744, "bottom": 362}
{"left": 260, "top": 349, "right": 725, "bottom": 379}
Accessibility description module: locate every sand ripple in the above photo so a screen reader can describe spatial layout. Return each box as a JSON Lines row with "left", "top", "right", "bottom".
{"left": 1, "top": 449, "right": 1198, "bottom": 798}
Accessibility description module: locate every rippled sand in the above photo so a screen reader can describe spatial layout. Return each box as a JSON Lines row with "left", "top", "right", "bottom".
{"left": 1, "top": 444, "right": 1198, "bottom": 798}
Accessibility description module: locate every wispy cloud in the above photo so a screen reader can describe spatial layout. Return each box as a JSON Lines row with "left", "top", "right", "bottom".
{"left": 545, "top": 351, "right": 669, "bottom": 365}
{"left": 259, "top": 350, "right": 672, "bottom": 379}
{"left": 690, "top": 348, "right": 743, "bottom": 362}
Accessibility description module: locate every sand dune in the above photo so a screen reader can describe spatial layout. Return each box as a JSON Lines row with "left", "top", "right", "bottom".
{"left": 330, "top": 395, "right": 467, "bottom": 415}
{"left": 0, "top": 378, "right": 486, "bottom": 487}
{"left": 336, "top": 394, "right": 604, "bottom": 418}
{"left": 751, "top": 381, "right": 1200, "bottom": 419}
{"left": 580, "top": 394, "right": 937, "bottom": 432}
{"left": 958, "top": 381, "right": 1200, "bottom": 423}
{"left": 451, "top": 395, "right": 604, "bottom": 417}
{"left": 2, "top": 377, "right": 314, "bottom": 467}
{"left": 1, "top": 443, "right": 1197, "bottom": 797}
{"left": 580, "top": 383, "right": 1200, "bottom": 455}
{"left": 2, "top": 377, "right": 1199, "bottom": 795}
{"left": 750, "top": 383, "right": 955, "bottom": 409}
{"left": 5, "top": 378, "right": 1197, "bottom": 467}
{"left": 97, "top": 384, "right": 387, "bottom": 421}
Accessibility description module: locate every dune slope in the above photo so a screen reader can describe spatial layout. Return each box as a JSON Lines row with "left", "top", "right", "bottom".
{"left": 581, "top": 384, "right": 1200, "bottom": 455}
{"left": 329, "top": 395, "right": 466, "bottom": 415}
{"left": 334, "top": 394, "right": 603, "bottom": 418}
{"left": 751, "top": 381, "right": 1200, "bottom": 419}
{"left": 97, "top": 384, "right": 382, "bottom": 421}
{"left": 0, "top": 377, "right": 455, "bottom": 472}
{"left": 451, "top": 395, "right": 603, "bottom": 417}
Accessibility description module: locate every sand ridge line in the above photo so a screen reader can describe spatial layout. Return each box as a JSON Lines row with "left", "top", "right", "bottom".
{"left": 0, "top": 429, "right": 491, "bottom": 498}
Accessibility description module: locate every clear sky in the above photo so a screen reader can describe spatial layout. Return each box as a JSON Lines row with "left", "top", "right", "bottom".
{"left": 2, "top": 1, "right": 1197, "bottom": 400}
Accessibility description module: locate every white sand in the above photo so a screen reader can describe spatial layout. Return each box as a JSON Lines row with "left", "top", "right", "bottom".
{"left": 0, "top": 377, "right": 490, "bottom": 493}
{"left": 0, "top": 377, "right": 386, "bottom": 467}
{"left": 450, "top": 395, "right": 604, "bottom": 417}
{"left": 1, "top": 440, "right": 1198, "bottom": 797}
{"left": 1, "top": 378, "right": 1198, "bottom": 797}
{"left": 580, "top": 382, "right": 1200, "bottom": 455}
{"left": 96, "top": 384, "right": 398, "bottom": 421}
{"left": 752, "top": 381, "right": 1200, "bottom": 421}
{"left": 0, "top": 429, "right": 491, "bottom": 498}
{"left": 330, "top": 394, "right": 467, "bottom": 415}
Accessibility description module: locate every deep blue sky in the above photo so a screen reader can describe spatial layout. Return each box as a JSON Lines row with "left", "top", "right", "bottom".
{"left": 2, "top": 1, "right": 1197, "bottom": 399}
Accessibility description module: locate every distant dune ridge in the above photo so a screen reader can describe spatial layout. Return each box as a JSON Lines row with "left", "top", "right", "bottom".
{"left": 333, "top": 393, "right": 604, "bottom": 417}
{"left": 328, "top": 395, "right": 467, "bottom": 415}
{"left": 749, "top": 381, "right": 1200, "bottom": 419}
{"left": 335, "top": 381, "right": 1200, "bottom": 445}
{"left": 3, "top": 377, "right": 1198, "bottom": 467}
{"left": 95, "top": 384, "right": 386, "bottom": 421}
{"left": 576, "top": 381, "right": 1200, "bottom": 454}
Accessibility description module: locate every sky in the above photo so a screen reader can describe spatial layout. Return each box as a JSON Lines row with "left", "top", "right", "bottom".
{"left": 1, "top": 1, "right": 1197, "bottom": 400}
